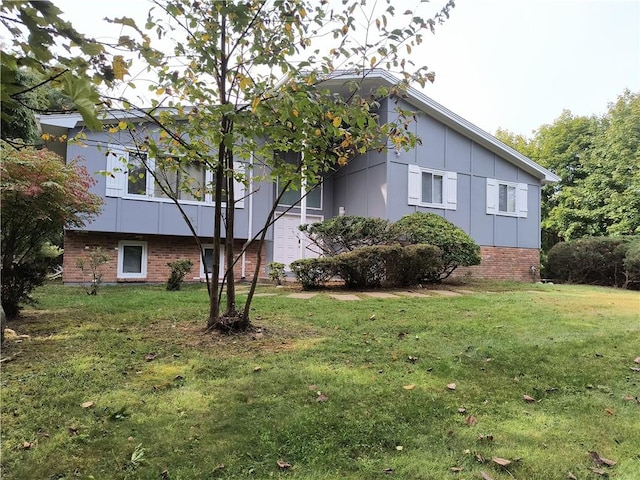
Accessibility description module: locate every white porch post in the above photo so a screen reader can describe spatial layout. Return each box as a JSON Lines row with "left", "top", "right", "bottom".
{"left": 299, "top": 150, "right": 307, "bottom": 259}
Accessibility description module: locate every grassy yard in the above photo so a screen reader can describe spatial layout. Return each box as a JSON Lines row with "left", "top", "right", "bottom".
{"left": 1, "top": 281, "right": 639, "bottom": 480}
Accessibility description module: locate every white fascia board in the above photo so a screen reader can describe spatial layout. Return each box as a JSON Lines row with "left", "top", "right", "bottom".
{"left": 35, "top": 113, "right": 82, "bottom": 129}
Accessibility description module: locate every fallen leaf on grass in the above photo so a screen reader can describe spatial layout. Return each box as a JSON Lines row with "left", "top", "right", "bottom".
{"left": 81, "top": 401, "right": 95, "bottom": 409}
{"left": 450, "top": 466, "right": 464, "bottom": 472}
{"left": 523, "top": 395, "right": 536, "bottom": 403}
{"left": 492, "top": 457, "right": 511, "bottom": 467}
{"left": 589, "top": 467, "right": 608, "bottom": 476}
{"left": 316, "top": 393, "right": 329, "bottom": 402}
{"left": 308, "top": 384, "right": 317, "bottom": 390}
{"left": 253, "top": 366, "right": 261, "bottom": 372}
{"left": 465, "top": 415, "right": 477, "bottom": 426}
{"left": 589, "top": 451, "right": 617, "bottom": 467}
{"left": 382, "top": 467, "right": 394, "bottom": 474}
{"left": 403, "top": 384, "right": 416, "bottom": 390}
{"left": 634, "top": 357, "right": 640, "bottom": 364}
{"left": 277, "top": 460, "right": 291, "bottom": 470}
{"left": 480, "top": 472, "right": 494, "bottom": 480}
{"left": 475, "top": 453, "right": 486, "bottom": 463}
{"left": 144, "top": 353, "right": 157, "bottom": 362}
{"left": 630, "top": 367, "right": 640, "bottom": 372}
{"left": 161, "top": 469, "right": 169, "bottom": 479}
{"left": 395, "top": 445, "right": 403, "bottom": 451}
{"left": 457, "top": 407, "right": 467, "bottom": 414}
{"left": 447, "top": 383, "right": 457, "bottom": 390}
{"left": 567, "top": 472, "right": 577, "bottom": 480}
{"left": 605, "top": 408, "right": 614, "bottom": 415}
{"left": 478, "top": 434, "right": 494, "bottom": 442}
{"left": 22, "top": 441, "right": 33, "bottom": 449}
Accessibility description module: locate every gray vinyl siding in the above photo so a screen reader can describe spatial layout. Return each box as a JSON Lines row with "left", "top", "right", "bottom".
{"left": 66, "top": 129, "right": 259, "bottom": 240}
{"left": 336, "top": 100, "right": 544, "bottom": 249}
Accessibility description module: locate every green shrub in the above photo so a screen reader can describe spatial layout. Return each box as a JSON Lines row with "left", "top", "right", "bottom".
{"left": 266, "top": 261, "right": 286, "bottom": 285}
{"left": 290, "top": 258, "right": 336, "bottom": 290}
{"left": 333, "top": 244, "right": 443, "bottom": 289}
{"left": 334, "top": 246, "right": 390, "bottom": 288}
{"left": 299, "top": 215, "right": 395, "bottom": 256}
{"left": 389, "top": 244, "right": 443, "bottom": 286}
{"left": 393, "top": 212, "right": 481, "bottom": 281}
{"left": 624, "top": 238, "right": 640, "bottom": 288}
{"left": 166, "top": 259, "right": 193, "bottom": 291}
{"left": 546, "top": 236, "right": 631, "bottom": 287}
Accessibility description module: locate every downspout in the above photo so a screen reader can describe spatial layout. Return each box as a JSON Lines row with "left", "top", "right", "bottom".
{"left": 241, "top": 153, "right": 254, "bottom": 279}
{"left": 299, "top": 150, "right": 307, "bottom": 259}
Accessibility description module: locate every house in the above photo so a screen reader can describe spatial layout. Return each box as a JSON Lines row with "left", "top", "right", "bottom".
{"left": 37, "top": 70, "right": 558, "bottom": 284}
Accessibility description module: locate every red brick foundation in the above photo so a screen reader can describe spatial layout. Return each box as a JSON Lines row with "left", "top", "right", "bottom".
{"left": 453, "top": 246, "right": 540, "bottom": 282}
{"left": 63, "top": 231, "right": 264, "bottom": 284}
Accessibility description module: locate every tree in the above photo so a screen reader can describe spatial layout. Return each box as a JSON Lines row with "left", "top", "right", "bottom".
{"left": 100, "top": 0, "right": 454, "bottom": 331}
{"left": 496, "top": 90, "right": 640, "bottom": 250}
{"left": 1, "top": 142, "right": 102, "bottom": 319}
{"left": 1, "top": 1, "right": 126, "bottom": 134}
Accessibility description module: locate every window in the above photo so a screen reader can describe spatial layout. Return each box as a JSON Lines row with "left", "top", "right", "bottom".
{"left": 486, "top": 179, "right": 528, "bottom": 217}
{"left": 422, "top": 171, "right": 444, "bottom": 204}
{"left": 127, "top": 151, "right": 150, "bottom": 196}
{"left": 104, "top": 146, "right": 245, "bottom": 207}
{"left": 498, "top": 183, "right": 516, "bottom": 213}
{"left": 154, "top": 159, "right": 208, "bottom": 202}
{"left": 277, "top": 182, "right": 322, "bottom": 209}
{"left": 275, "top": 151, "right": 322, "bottom": 209}
{"left": 117, "top": 241, "right": 147, "bottom": 279}
{"left": 407, "top": 165, "right": 457, "bottom": 210}
{"left": 199, "top": 245, "right": 225, "bottom": 279}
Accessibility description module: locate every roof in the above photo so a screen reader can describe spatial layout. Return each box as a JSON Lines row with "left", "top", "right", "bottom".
{"left": 37, "top": 70, "right": 559, "bottom": 184}
{"left": 319, "top": 69, "right": 559, "bottom": 184}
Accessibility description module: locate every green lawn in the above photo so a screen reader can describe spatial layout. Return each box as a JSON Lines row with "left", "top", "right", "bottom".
{"left": 1, "top": 282, "right": 639, "bottom": 479}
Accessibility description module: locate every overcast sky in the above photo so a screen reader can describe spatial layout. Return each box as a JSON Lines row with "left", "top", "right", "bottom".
{"left": 53, "top": 0, "right": 639, "bottom": 137}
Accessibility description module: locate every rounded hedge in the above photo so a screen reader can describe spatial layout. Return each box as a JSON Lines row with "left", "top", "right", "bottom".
{"left": 393, "top": 212, "right": 481, "bottom": 281}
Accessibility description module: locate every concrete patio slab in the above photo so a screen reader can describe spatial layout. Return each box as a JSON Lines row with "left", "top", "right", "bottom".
{"left": 361, "top": 292, "right": 401, "bottom": 299}
{"left": 430, "top": 290, "right": 461, "bottom": 297}
{"left": 396, "top": 291, "right": 431, "bottom": 298}
{"left": 329, "top": 294, "right": 362, "bottom": 301}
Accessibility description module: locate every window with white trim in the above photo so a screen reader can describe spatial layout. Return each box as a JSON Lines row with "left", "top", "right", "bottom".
{"left": 199, "top": 245, "right": 225, "bottom": 279}
{"left": 407, "top": 164, "right": 457, "bottom": 210}
{"left": 104, "top": 147, "right": 245, "bottom": 207}
{"left": 117, "top": 241, "right": 147, "bottom": 279}
{"left": 486, "top": 178, "right": 528, "bottom": 217}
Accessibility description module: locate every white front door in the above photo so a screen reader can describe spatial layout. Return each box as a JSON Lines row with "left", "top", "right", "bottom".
{"left": 273, "top": 213, "right": 323, "bottom": 268}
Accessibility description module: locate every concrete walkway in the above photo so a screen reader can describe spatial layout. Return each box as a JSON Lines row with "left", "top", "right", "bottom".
{"left": 282, "top": 289, "right": 474, "bottom": 301}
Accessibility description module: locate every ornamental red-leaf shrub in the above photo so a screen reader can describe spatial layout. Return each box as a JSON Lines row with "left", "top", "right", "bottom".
{"left": 1, "top": 143, "right": 102, "bottom": 318}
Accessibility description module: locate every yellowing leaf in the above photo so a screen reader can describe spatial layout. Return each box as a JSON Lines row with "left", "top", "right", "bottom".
{"left": 81, "top": 401, "right": 95, "bottom": 409}
{"left": 156, "top": 87, "right": 165, "bottom": 96}
{"left": 108, "top": 127, "right": 119, "bottom": 134}
{"left": 370, "top": 56, "right": 377, "bottom": 67}
{"left": 112, "top": 55, "right": 128, "bottom": 80}
{"left": 118, "top": 121, "right": 127, "bottom": 130}
{"left": 314, "top": 129, "right": 321, "bottom": 136}
{"left": 251, "top": 96, "right": 261, "bottom": 112}
{"left": 403, "top": 384, "right": 416, "bottom": 390}
{"left": 292, "top": 108, "right": 299, "bottom": 117}
{"left": 333, "top": 116, "right": 342, "bottom": 127}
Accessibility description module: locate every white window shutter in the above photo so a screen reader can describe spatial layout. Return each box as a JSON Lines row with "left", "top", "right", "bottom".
{"left": 105, "top": 149, "right": 128, "bottom": 197}
{"left": 445, "top": 171, "right": 457, "bottom": 210}
{"left": 407, "top": 164, "right": 421, "bottom": 206}
{"left": 233, "top": 161, "right": 245, "bottom": 208}
{"left": 486, "top": 178, "right": 498, "bottom": 215}
{"left": 517, "top": 183, "right": 528, "bottom": 218}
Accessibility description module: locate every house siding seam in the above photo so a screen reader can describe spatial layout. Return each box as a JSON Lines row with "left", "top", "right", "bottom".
{"left": 63, "top": 231, "right": 264, "bottom": 284}
{"left": 452, "top": 246, "right": 540, "bottom": 282}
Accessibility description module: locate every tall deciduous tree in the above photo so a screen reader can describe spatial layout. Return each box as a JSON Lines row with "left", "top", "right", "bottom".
{"left": 1, "top": 142, "right": 102, "bottom": 319}
{"left": 496, "top": 90, "right": 640, "bottom": 251}
{"left": 101, "top": 0, "right": 454, "bottom": 331}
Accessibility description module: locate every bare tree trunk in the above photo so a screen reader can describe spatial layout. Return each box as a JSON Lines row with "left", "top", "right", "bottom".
{"left": 207, "top": 143, "right": 225, "bottom": 328}
{"left": 224, "top": 146, "right": 237, "bottom": 317}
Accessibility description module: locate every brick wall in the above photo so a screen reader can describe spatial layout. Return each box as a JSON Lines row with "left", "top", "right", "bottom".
{"left": 453, "top": 246, "right": 540, "bottom": 282}
{"left": 63, "top": 231, "right": 264, "bottom": 284}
